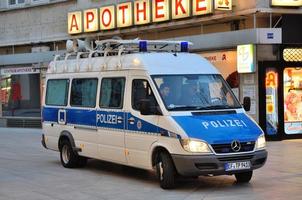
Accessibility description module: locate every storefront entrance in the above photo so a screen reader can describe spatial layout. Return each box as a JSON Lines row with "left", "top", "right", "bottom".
{"left": 0, "top": 66, "right": 41, "bottom": 117}
{"left": 259, "top": 61, "right": 302, "bottom": 140}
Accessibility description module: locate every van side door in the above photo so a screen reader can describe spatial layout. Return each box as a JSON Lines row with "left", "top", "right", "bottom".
{"left": 97, "top": 77, "right": 127, "bottom": 164}
{"left": 68, "top": 78, "right": 98, "bottom": 158}
{"left": 125, "top": 78, "right": 160, "bottom": 169}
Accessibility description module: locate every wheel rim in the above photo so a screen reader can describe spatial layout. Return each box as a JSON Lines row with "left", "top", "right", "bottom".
{"left": 62, "top": 145, "right": 70, "bottom": 164}
{"left": 159, "top": 161, "right": 164, "bottom": 180}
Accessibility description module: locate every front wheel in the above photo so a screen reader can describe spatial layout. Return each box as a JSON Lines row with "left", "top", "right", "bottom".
{"left": 235, "top": 171, "right": 253, "bottom": 183}
{"left": 156, "top": 152, "right": 176, "bottom": 189}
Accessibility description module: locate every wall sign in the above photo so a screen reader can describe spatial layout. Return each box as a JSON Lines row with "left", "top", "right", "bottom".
{"left": 0, "top": 67, "right": 40, "bottom": 76}
{"left": 68, "top": 0, "right": 214, "bottom": 34}
{"left": 271, "top": 0, "right": 302, "bottom": 7}
{"left": 84, "top": 9, "right": 99, "bottom": 32}
{"left": 215, "top": 0, "right": 232, "bottom": 10}
{"left": 134, "top": 0, "right": 151, "bottom": 25}
{"left": 237, "top": 44, "right": 256, "bottom": 73}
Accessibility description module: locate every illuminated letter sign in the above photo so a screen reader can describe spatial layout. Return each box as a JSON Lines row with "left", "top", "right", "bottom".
{"left": 215, "top": 0, "right": 232, "bottom": 11}
{"left": 152, "top": 0, "right": 170, "bottom": 22}
{"left": 271, "top": 0, "right": 302, "bottom": 7}
{"left": 68, "top": 11, "right": 82, "bottom": 34}
{"left": 117, "top": 2, "right": 133, "bottom": 28}
{"left": 100, "top": 6, "right": 115, "bottom": 30}
{"left": 134, "top": 0, "right": 151, "bottom": 25}
{"left": 172, "top": 0, "right": 190, "bottom": 19}
{"left": 266, "top": 71, "right": 278, "bottom": 88}
{"left": 193, "top": 0, "right": 213, "bottom": 16}
{"left": 237, "top": 44, "right": 256, "bottom": 73}
{"left": 84, "top": 9, "right": 98, "bottom": 32}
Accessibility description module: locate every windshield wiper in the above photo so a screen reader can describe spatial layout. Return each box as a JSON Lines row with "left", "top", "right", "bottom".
{"left": 168, "top": 105, "right": 241, "bottom": 111}
{"left": 199, "top": 105, "right": 240, "bottom": 110}
{"left": 168, "top": 106, "right": 201, "bottom": 111}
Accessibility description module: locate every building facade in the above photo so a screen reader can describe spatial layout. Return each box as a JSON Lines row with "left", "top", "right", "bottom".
{"left": 0, "top": 0, "right": 302, "bottom": 139}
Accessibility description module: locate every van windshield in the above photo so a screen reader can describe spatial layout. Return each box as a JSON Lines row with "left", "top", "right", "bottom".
{"left": 152, "top": 74, "right": 242, "bottom": 111}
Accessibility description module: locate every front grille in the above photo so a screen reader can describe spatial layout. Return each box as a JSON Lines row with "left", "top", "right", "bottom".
{"left": 195, "top": 163, "right": 218, "bottom": 170}
{"left": 211, "top": 141, "right": 255, "bottom": 154}
{"left": 218, "top": 155, "right": 254, "bottom": 162}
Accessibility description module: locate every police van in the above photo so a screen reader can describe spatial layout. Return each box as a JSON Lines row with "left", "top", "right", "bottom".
{"left": 41, "top": 39, "right": 267, "bottom": 189}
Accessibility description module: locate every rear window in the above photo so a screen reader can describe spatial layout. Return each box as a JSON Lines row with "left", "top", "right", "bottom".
{"left": 45, "top": 79, "right": 69, "bottom": 106}
{"left": 70, "top": 78, "right": 98, "bottom": 108}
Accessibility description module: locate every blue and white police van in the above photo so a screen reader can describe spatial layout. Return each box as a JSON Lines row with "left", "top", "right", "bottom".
{"left": 41, "top": 39, "right": 267, "bottom": 189}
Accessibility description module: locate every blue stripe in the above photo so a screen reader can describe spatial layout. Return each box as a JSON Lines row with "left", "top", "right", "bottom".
{"left": 42, "top": 107, "right": 164, "bottom": 135}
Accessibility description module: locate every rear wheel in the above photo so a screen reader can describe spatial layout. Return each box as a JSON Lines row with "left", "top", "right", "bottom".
{"left": 235, "top": 171, "right": 253, "bottom": 183}
{"left": 156, "top": 152, "right": 176, "bottom": 189}
{"left": 59, "top": 140, "right": 87, "bottom": 168}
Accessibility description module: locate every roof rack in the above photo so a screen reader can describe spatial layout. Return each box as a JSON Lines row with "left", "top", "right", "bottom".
{"left": 52, "top": 39, "right": 193, "bottom": 71}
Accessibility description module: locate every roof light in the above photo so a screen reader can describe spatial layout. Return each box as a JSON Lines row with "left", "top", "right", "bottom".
{"left": 180, "top": 42, "right": 188, "bottom": 52}
{"left": 139, "top": 41, "right": 147, "bottom": 52}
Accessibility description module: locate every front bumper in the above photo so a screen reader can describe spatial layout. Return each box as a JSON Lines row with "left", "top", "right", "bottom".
{"left": 172, "top": 150, "right": 267, "bottom": 176}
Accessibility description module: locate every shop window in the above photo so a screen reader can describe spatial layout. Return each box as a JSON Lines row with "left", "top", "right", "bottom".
{"left": 70, "top": 78, "right": 98, "bottom": 108}
{"left": 46, "top": 79, "right": 69, "bottom": 106}
{"left": 284, "top": 68, "right": 302, "bottom": 135}
{"left": 0, "top": 76, "right": 11, "bottom": 108}
{"left": 1, "top": 74, "right": 41, "bottom": 117}
{"left": 100, "top": 78, "right": 125, "bottom": 109}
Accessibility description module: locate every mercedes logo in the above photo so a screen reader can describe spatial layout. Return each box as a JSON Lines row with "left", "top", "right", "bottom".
{"left": 231, "top": 140, "right": 241, "bottom": 152}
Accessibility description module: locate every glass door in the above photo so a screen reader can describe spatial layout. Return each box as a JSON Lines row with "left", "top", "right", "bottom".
{"left": 283, "top": 67, "right": 302, "bottom": 135}
{"left": 265, "top": 68, "right": 279, "bottom": 136}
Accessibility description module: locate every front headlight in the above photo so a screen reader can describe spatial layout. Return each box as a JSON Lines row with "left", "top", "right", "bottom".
{"left": 180, "top": 139, "right": 212, "bottom": 153}
{"left": 255, "top": 134, "right": 266, "bottom": 150}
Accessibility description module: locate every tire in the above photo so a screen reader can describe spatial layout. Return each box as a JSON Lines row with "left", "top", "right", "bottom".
{"left": 156, "top": 152, "right": 176, "bottom": 189}
{"left": 235, "top": 171, "right": 253, "bottom": 183}
{"left": 59, "top": 140, "right": 86, "bottom": 168}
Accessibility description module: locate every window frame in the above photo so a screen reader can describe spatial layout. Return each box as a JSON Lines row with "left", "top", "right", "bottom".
{"left": 45, "top": 79, "right": 69, "bottom": 107}
{"left": 131, "top": 79, "right": 158, "bottom": 111}
{"left": 99, "top": 77, "right": 126, "bottom": 109}
{"left": 70, "top": 78, "right": 98, "bottom": 108}
{"left": 7, "top": 0, "right": 25, "bottom": 7}
{"left": 31, "top": 0, "right": 50, "bottom": 5}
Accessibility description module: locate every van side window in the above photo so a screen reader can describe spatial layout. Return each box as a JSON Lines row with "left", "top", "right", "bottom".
{"left": 132, "top": 79, "right": 158, "bottom": 110}
{"left": 46, "top": 79, "right": 69, "bottom": 106}
{"left": 100, "top": 78, "right": 125, "bottom": 109}
{"left": 70, "top": 78, "right": 98, "bottom": 108}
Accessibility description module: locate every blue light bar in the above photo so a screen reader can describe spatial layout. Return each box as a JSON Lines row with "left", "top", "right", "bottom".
{"left": 180, "top": 42, "right": 188, "bottom": 52}
{"left": 139, "top": 41, "right": 147, "bottom": 52}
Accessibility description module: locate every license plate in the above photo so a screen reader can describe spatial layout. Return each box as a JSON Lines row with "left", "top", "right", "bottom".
{"left": 225, "top": 161, "right": 251, "bottom": 171}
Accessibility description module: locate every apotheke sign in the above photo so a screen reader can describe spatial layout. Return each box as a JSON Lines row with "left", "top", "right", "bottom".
{"left": 68, "top": 0, "right": 219, "bottom": 34}
{"left": 271, "top": 0, "right": 302, "bottom": 7}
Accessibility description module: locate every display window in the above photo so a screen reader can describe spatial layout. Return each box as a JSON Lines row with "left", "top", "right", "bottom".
{"left": 283, "top": 67, "right": 302, "bottom": 134}
{"left": 0, "top": 76, "right": 12, "bottom": 107}
{"left": 0, "top": 73, "right": 41, "bottom": 117}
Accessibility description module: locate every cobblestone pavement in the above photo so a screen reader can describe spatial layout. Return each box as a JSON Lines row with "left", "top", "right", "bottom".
{"left": 0, "top": 128, "right": 301, "bottom": 200}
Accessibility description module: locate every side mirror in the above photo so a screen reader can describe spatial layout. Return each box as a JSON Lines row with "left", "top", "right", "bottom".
{"left": 243, "top": 97, "right": 251, "bottom": 111}
{"left": 139, "top": 99, "right": 162, "bottom": 115}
